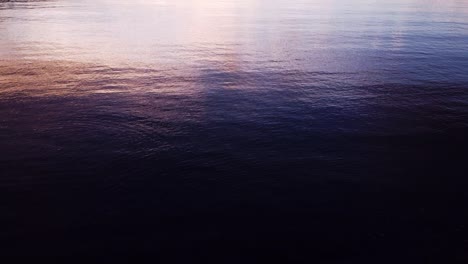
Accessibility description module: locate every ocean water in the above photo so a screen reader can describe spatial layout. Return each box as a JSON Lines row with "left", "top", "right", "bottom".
{"left": 1, "top": 0, "right": 468, "bottom": 261}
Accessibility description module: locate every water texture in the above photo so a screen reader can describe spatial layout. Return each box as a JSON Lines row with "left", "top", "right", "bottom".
{"left": 1, "top": 0, "right": 468, "bottom": 261}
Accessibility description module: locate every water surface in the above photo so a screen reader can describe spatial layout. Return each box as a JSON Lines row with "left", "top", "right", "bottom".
{"left": 1, "top": 0, "right": 468, "bottom": 261}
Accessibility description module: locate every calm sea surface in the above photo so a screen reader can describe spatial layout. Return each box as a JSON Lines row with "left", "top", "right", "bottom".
{"left": 1, "top": 0, "right": 468, "bottom": 261}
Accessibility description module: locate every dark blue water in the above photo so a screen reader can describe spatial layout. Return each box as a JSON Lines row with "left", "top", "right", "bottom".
{"left": 1, "top": 0, "right": 468, "bottom": 261}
